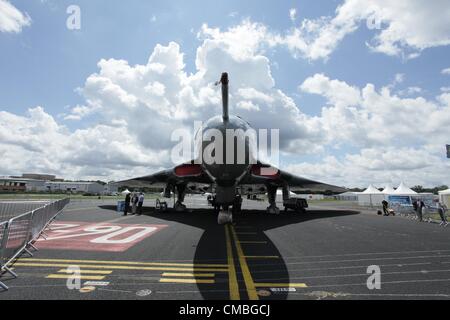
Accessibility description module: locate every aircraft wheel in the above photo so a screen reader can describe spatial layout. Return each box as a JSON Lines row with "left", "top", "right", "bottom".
{"left": 267, "top": 205, "right": 280, "bottom": 215}
{"left": 296, "top": 206, "right": 306, "bottom": 214}
{"left": 217, "top": 210, "right": 233, "bottom": 225}
{"left": 174, "top": 201, "right": 186, "bottom": 212}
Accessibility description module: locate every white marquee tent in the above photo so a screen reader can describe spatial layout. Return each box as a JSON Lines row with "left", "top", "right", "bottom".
{"left": 438, "top": 189, "right": 450, "bottom": 207}
{"left": 358, "top": 182, "right": 436, "bottom": 208}
{"left": 393, "top": 182, "right": 417, "bottom": 195}
{"left": 382, "top": 184, "right": 396, "bottom": 195}
{"left": 336, "top": 191, "right": 359, "bottom": 201}
{"left": 121, "top": 189, "right": 131, "bottom": 195}
{"left": 358, "top": 184, "right": 385, "bottom": 206}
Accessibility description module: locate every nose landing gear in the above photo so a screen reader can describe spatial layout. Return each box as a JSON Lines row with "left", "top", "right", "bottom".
{"left": 217, "top": 208, "right": 233, "bottom": 225}
{"left": 217, "top": 195, "right": 242, "bottom": 225}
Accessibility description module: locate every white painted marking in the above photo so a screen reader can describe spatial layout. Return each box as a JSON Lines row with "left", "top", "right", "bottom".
{"left": 84, "top": 281, "right": 110, "bottom": 286}
{"left": 90, "top": 226, "right": 157, "bottom": 244}
{"left": 136, "top": 289, "right": 152, "bottom": 297}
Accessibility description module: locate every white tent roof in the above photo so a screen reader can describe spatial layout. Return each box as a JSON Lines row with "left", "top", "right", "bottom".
{"left": 438, "top": 189, "right": 450, "bottom": 195}
{"left": 338, "top": 191, "right": 359, "bottom": 196}
{"left": 393, "top": 182, "right": 417, "bottom": 195}
{"left": 362, "top": 184, "right": 382, "bottom": 194}
{"left": 121, "top": 189, "right": 131, "bottom": 195}
{"left": 382, "top": 184, "right": 396, "bottom": 194}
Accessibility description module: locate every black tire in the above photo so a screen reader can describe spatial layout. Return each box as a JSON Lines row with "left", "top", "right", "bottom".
{"left": 296, "top": 202, "right": 306, "bottom": 214}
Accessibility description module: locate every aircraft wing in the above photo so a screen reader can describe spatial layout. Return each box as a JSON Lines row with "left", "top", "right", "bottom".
{"left": 275, "top": 169, "right": 347, "bottom": 193}
{"left": 114, "top": 162, "right": 212, "bottom": 192}
{"left": 116, "top": 161, "right": 346, "bottom": 194}
{"left": 239, "top": 162, "right": 347, "bottom": 194}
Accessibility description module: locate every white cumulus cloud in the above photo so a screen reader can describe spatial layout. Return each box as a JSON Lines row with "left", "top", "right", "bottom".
{"left": 289, "top": 8, "right": 297, "bottom": 22}
{"left": 2, "top": 18, "right": 450, "bottom": 187}
{"left": 0, "top": 0, "right": 31, "bottom": 33}
{"left": 281, "top": 0, "right": 450, "bottom": 60}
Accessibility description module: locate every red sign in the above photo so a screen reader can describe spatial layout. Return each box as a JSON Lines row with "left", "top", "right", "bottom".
{"left": 36, "top": 221, "right": 167, "bottom": 252}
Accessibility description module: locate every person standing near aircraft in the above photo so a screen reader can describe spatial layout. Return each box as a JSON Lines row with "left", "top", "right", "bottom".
{"left": 123, "top": 192, "right": 131, "bottom": 216}
{"left": 382, "top": 200, "right": 389, "bottom": 216}
{"left": 131, "top": 193, "right": 138, "bottom": 215}
{"left": 412, "top": 200, "right": 418, "bottom": 220}
{"left": 137, "top": 192, "right": 144, "bottom": 215}
{"left": 417, "top": 200, "right": 424, "bottom": 222}
{"left": 436, "top": 199, "right": 448, "bottom": 226}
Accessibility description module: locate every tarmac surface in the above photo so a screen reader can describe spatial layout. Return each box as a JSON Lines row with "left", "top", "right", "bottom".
{"left": 1, "top": 196, "right": 450, "bottom": 300}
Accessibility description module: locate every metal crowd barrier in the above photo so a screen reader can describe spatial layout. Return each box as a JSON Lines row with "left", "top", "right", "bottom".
{"left": 0, "top": 201, "right": 50, "bottom": 223}
{"left": 422, "top": 206, "right": 448, "bottom": 224}
{"left": 391, "top": 203, "right": 416, "bottom": 217}
{"left": 0, "top": 198, "right": 70, "bottom": 291}
{"left": 391, "top": 203, "right": 448, "bottom": 223}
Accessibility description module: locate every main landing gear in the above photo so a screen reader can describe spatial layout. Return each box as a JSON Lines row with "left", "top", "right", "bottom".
{"left": 267, "top": 203, "right": 280, "bottom": 215}
{"left": 266, "top": 185, "right": 280, "bottom": 215}
{"left": 174, "top": 184, "right": 187, "bottom": 212}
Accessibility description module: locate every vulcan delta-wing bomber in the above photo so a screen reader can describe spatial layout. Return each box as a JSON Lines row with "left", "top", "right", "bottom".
{"left": 117, "top": 72, "right": 346, "bottom": 224}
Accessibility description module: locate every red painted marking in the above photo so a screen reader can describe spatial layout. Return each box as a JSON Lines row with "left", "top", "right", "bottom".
{"left": 36, "top": 221, "right": 167, "bottom": 252}
{"left": 174, "top": 163, "right": 203, "bottom": 177}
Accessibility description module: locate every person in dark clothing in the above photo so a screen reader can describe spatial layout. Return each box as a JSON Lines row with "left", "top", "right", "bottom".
{"left": 137, "top": 192, "right": 144, "bottom": 215}
{"left": 382, "top": 200, "right": 389, "bottom": 216}
{"left": 436, "top": 200, "right": 448, "bottom": 226}
{"left": 412, "top": 200, "right": 418, "bottom": 211}
{"left": 417, "top": 200, "right": 424, "bottom": 222}
{"left": 131, "top": 193, "right": 139, "bottom": 215}
{"left": 123, "top": 193, "right": 131, "bottom": 216}
{"left": 412, "top": 200, "right": 419, "bottom": 220}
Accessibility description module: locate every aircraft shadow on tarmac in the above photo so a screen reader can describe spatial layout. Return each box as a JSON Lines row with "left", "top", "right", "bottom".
{"left": 98, "top": 204, "right": 359, "bottom": 300}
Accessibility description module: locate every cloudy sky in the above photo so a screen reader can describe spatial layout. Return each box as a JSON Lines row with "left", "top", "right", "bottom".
{"left": 1, "top": 0, "right": 450, "bottom": 188}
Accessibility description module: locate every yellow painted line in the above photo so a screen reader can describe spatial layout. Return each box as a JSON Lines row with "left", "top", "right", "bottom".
{"left": 46, "top": 274, "right": 106, "bottom": 280}
{"left": 14, "top": 263, "right": 228, "bottom": 273}
{"left": 162, "top": 273, "right": 214, "bottom": 277}
{"left": 230, "top": 225, "right": 258, "bottom": 300}
{"left": 225, "top": 224, "right": 240, "bottom": 300}
{"left": 57, "top": 269, "right": 112, "bottom": 275}
{"left": 254, "top": 283, "right": 308, "bottom": 288}
{"left": 159, "top": 278, "right": 215, "bottom": 284}
{"left": 238, "top": 241, "right": 267, "bottom": 244}
{"left": 243, "top": 256, "right": 280, "bottom": 259}
{"left": 21, "top": 258, "right": 227, "bottom": 268}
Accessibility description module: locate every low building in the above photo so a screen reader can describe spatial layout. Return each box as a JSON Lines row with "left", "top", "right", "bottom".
{"left": 0, "top": 177, "right": 47, "bottom": 192}
{"left": 45, "top": 181, "right": 104, "bottom": 194}
{"left": 103, "top": 183, "right": 119, "bottom": 195}
{"left": 21, "top": 173, "right": 57, "bottom": 181}
{"left": 25, "top": 179, "right": 47, "bottom": 192}
{"left": 0, "top": 177, "right": 27, "bottom": 192}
